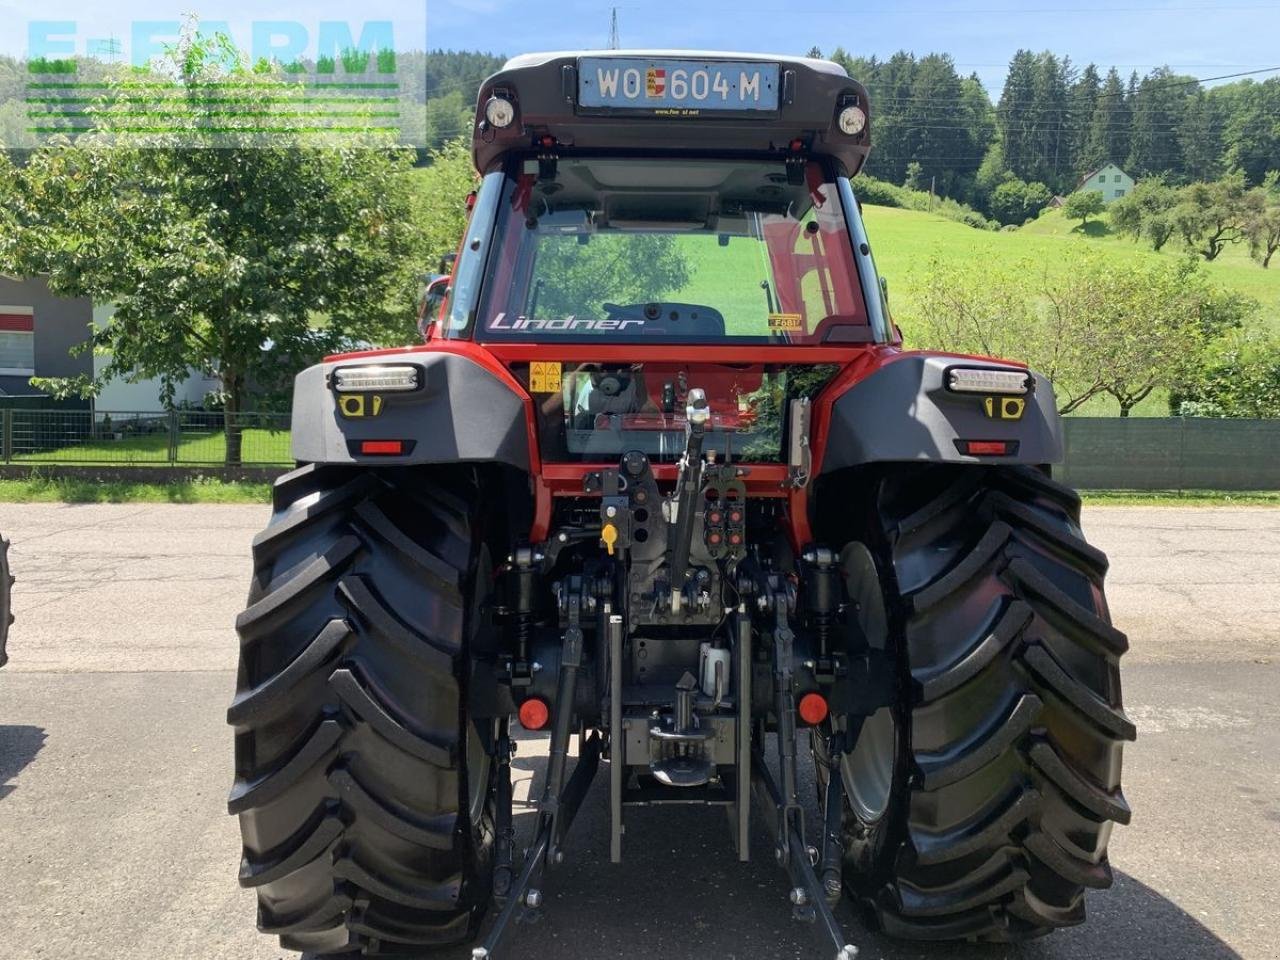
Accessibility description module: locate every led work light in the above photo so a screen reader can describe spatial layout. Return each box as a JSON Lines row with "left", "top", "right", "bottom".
{"left": 332, "top": 365, "right": 421, "bottom": 393}
{"left": 946, "top": 367, "right": 1032, "bottom": 395}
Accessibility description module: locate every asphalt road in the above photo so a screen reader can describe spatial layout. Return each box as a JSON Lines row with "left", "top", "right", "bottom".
{"left": 0, "top": 503, "right": 1277, "bottom": 960}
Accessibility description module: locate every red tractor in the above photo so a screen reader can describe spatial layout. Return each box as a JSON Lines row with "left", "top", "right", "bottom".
{"left": 228, "top": 52, "right": 1133, "bottom": 958}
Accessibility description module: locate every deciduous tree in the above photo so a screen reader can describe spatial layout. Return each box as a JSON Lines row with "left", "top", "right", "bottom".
{"left": 908, "top": 252, "right": 1250, "bottom": 416}
{"left": 1063, "top": 190, "right": 1105, "bottom": 228}
{"left": 1171, "top": 172, "right": 1263, "bottom": 261}
{"left": 0, "top": 34, "right": 422, "bottom": 465}
{"left": 1247, "top": 172, "right": 1280, "bottom": 268}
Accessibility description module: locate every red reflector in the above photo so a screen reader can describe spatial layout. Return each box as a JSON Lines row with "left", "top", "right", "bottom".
{"left": 518, "top": 698, "right": 550, "bottom": 731}
{"left": 965, "top": 441, "right": 1009, "bottom": 456}
{"left": 360, "top": 440, "right": 404, "bottom": 455}
{"left": 798, "top": 692, "right": 829, "bottom": 726}
{"left": 790, "top": 138, "right": 804, "bottom": 152}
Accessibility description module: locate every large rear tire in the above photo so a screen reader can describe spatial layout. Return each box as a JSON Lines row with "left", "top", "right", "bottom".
{"left": 838, "top": 465, "right": 1134, "bottom": 941}
{"left": 228, "top": 464, "right": 495, "bottom": 955}
{"left": 0, "top": 534, "right": 12, "bottom": 668}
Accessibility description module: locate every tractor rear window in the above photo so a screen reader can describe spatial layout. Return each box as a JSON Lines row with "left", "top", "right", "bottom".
{"left": 516, "top": 361, "right": 840, "bottom": 464}
{"left": 466, "top": 158, "right": 868, "bottom": 344}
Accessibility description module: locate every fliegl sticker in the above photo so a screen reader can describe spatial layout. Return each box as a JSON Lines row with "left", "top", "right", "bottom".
{"left": 768, "top": 313, "right": 803, "bottom": 331}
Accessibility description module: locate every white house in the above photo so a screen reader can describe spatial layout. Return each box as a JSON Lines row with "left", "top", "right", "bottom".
{"left": 92, "top": 305, "right": 220, "bottom": 413}
{"left": 1076, "top": 163, "right": 1135, "bottom": 204}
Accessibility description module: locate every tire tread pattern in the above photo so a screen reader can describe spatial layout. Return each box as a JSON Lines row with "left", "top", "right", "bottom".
{"left": 857, "top": 465, "right": 1132, "bottom": 942}
{"left": 229, "top": 465, "right": 489, "bottom": 955}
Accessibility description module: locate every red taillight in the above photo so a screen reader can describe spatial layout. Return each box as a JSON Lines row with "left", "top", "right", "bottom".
{"left": 518, "top": 698, "right": 550, "bottom": 731}
{"left": 963, "top": 440, "right": 1010, "bottom": 456}
{"left": 798, "top": 692, "right": 829, "bottom": 726}
{"left": 360, "top": 440, "right": 404, "bottom": 456}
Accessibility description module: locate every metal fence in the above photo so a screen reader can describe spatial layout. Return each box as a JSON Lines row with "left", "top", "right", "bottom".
{"left": 0, "top": 409, "right": 291, "bottom": 465}
{"left": 1057, "top": 418, "right": 1280, "bottom": 491}
{"left": 1, "top": 409, "right": 1276, "bottom": 488}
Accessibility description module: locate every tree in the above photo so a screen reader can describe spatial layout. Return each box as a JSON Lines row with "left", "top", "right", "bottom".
{"left": 407, "top": 136, "right": 478, "bottom": 268}
{"left": 1097, "top": 257, "right": 1252, "bottom": 415}
{"left": 1127, "top": 67, "right": 1194, "bottom": 179}
{"left": 1109, "top": 177, "right": 1179, "bottom": 250}
{"left": 0, "top": 34, "right": 422, "bottom": 465}
{"left": 997, "top": 50, "right": 1043, "bottom": 185}
{"left": 1178, "top": 89, "right": 1222, "bottom": 182}
{"left": 1247, "top": 172, "right": 1280, "bottom": 268}
{"left": 1081, "top": 68, "right": 1131, "bottom": 177}
{"left": 1170, "top": 172, "right": 1263, "bottom": 261}
{"left": 1068, "top": 64, "right": 1101, "bottom": 175}
{"left": 910, "top": 255, "right": 1111, "bottom": 414}
{"left": 907, "top": 252, "right": 1249, "bottom": 417}
{"left": 1063, "top": 190, "right": 1105, "bottom": 227}
{"left": 990, "top": 177, "right": 1051, "bottom": 225}
{"left": 903, "top": 161, "right": 925, "bottom": 192}
{"left": 1172, "top": 331, "right": 1280, "bottom": 417}
{"left": 1220, "top": 77, "right": 1280, "bottom": 185}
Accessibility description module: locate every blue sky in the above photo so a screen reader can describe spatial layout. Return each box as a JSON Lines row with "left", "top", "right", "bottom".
{"left": 5, "top": 0, "right": 1280, "bottom": 96}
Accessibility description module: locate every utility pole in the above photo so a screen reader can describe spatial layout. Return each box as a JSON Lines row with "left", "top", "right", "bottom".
{"left": 929, "top": 175, "right": 936, "bottom": 211}
{"left": 96, "top": 36, "right": 123, "bottom": 64}
{"left": 609, "top": 7, "right": 621, "bottom": 49}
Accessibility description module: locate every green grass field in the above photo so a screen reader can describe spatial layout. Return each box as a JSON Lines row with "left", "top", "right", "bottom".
{"left": 864, "top": 204, "right": 1280, "bottom": 333}
{"left": 859, "top": 204, "right": 1280, "bottom": 417}
{"left": 0, "top": 476, "right": 273, "bottom": 503}
{"left": 12, "top": 428, "right": 291, "bottom": 465}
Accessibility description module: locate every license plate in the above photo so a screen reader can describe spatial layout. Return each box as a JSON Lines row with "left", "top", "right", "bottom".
{"left": 578, "top": 57, "right": 779, "bottom": 114}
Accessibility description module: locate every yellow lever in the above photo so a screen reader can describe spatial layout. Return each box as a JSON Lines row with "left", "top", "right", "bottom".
{"left": 601, "top": 523, "right": 618, "bottom": 556}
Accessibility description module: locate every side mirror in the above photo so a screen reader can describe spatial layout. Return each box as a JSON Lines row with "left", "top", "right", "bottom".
{"left": 417, "top": 274, "right": 451, "bottom": 340}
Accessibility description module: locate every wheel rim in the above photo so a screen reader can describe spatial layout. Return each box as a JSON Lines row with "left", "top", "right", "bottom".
{"left": 837, "top": 541, "right": 896, "bottom": 824}
{"left": 841, "top": 707, "right": 895, "bottom": 823}
{"left": 466, "top": 720, "right": 492, "bottom": 825}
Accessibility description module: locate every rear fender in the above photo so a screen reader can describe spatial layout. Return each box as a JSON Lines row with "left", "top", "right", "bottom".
{"left": 290, "top": 349, "right": 534, "bottom": 470}
{"left": 815, "top": 354, "right": 1062, "bottom": 473}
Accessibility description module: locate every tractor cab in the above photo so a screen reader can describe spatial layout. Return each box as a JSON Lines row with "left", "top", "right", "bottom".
{"left": 435, "top": 51, "right": 890, "bottom": 496}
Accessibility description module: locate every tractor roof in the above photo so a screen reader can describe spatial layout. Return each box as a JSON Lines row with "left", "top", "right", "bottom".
{"left": 470, "top": 50, "right": 871, "bottom": 177}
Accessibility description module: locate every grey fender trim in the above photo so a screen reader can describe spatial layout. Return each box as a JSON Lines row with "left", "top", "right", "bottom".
{"left": 290, "top": 352, "right": 531, "bottom": 470}
{"left": 819, "top": 355, "right": 1063, "bottom": 472}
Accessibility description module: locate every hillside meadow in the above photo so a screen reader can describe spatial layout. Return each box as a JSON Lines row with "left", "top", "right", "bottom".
{"left": 860, "top": 204, "right": 1280, "bottom": 416}
{"left": 864, "top": 203, "right": 1280, "bottom": 334}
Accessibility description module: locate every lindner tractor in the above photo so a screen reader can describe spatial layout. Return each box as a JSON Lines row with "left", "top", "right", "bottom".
{"left": 229, "top": 51, "right": 1133, "bottom": 959}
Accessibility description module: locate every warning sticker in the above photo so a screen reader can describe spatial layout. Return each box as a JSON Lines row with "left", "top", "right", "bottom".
{"left": 529, "top": 361, "right": 562, "bottom": 394}
{"left": 768, "top": 313, "right": 803, "bottom": 331}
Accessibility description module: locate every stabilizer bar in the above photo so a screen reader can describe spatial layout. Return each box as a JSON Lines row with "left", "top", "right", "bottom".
{"left": 473, "top": 732, "right": 601, "bottom": 960}
{"left": 753, "top": 754, "right": 859, "bottom": 960}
